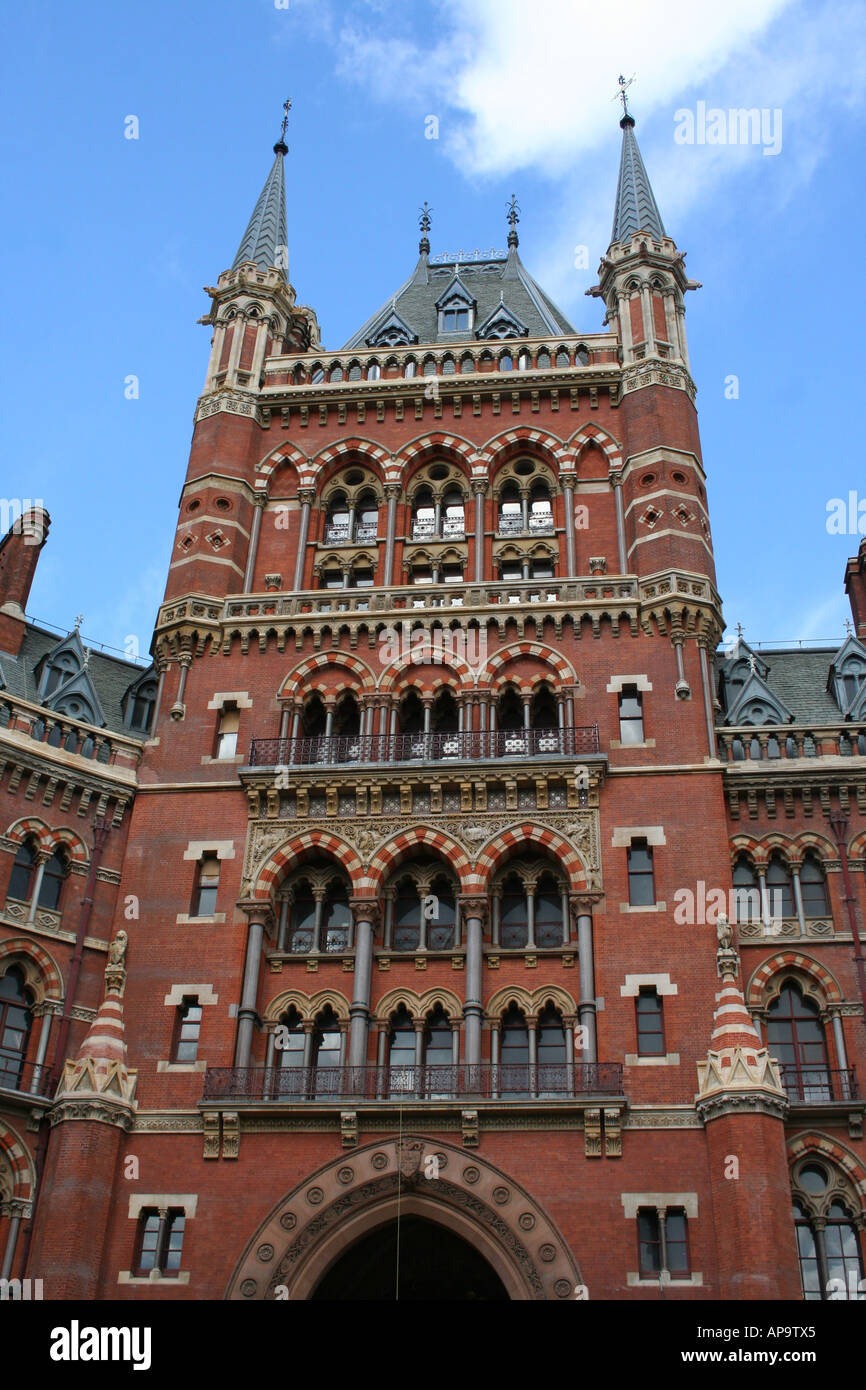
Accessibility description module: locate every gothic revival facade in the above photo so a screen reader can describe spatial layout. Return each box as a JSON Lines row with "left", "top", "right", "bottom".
{"left": 2, "top": 107, "right": 866, "bottom": 1302}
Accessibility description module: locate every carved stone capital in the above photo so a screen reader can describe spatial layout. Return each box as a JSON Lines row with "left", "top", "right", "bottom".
{"left": 459, "top": 896, "right": 489, "bottom": 929}
{"left": 350, "top": 898, "right": 381, "bottom": 931}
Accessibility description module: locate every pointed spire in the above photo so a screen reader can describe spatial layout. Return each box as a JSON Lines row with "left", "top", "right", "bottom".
{"left": 506, "top": 194, "right": 520, "bottom": 249}
{"left": 55, "top": 930, "right": 137, "bottom": 1107}
{"left": 610, "top": 103, "right": 666, "bottom": 246}
{"left": 231, "top": 101, "right": 291, "bottom": 276}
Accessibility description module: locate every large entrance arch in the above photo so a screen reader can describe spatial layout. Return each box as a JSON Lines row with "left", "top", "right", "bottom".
{"left": 226, "top": 1136, "right": 581, "bottom": 1300}
{"left": 311, "top": 1216, "right": 509, "bottom": 1300}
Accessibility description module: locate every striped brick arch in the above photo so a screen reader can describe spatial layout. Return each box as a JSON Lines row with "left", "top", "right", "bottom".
{"left": 0, "top": 1119, "right": 36, "bottom": 1205}
{"left": 374, "top": 986, "right": 463, "bottom": 1022}
{"left": 477, "top": 642, "right": 577, "bottom": 692}
{"left": 253, "top": 833, "right": 364, "bottom": 901}
{"left": 49, "top": 826, "right": 90, "bottom": 865}
{"left": 569, "top": 424, "right": 624, "bottom": 473}
{"left": 396, "top": 432, "right": 482, "bottom": 477}
{"left": 254, "top": 442, "right": 312, "bottom": 492}
{"left": 6, "top": 818, "right": 53, "bottom": 854}
{"left": 472, "top": 825, "right": 589, "bottom": 889}
{"left": 485, "top": 427, "right": 570, "bottom": 481}
{"left": 264, "top": 989, "right": 351, "bottom": 1024}
{"left": 845, "top": 830, "right": 866, "bottom": 862}
{"left": 787, "top": 1134, "right": 866, "bottom": 1207}
{"left": 745, "top": 952, "right": 843, "bottom": 1010}
{"left": 377, "top": 650, "right": 476, "bottom": 694}
{"left": 313, "top": 438, "right": 391, "bottom": 487}
{"left": 0, "top": 937, "right": 64, "bottom": 1003}
{"left": 364, "top": 828, "right": 473, "bottom": 894}
{"left": 279, "top": 652, "right": 376, "bottom": 700}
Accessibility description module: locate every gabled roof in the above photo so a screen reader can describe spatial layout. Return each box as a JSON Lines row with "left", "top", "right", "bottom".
{"left": 343, "top": 242, "right": 574, "bottom": 350}
{"left": 434, "top": 272, "right": 475, "bottom": 311}
{"left": 475, "top": 296, "right": 529, "bottom": 339}
{"left": 611, "top": 115, "right": 666, "bottom": 245}
{"left": 715, "top": 645, "right": 845, "bottom": 725}
{"left": 0, "top": 622, "right": 153, "bottom": 739}
{"left": 364, "top": 305, "right": 419, "bottom": 348}
{"left": 724, "top": 670, "right": 794, "bottom": 726}
{"left": 231, "top": 147, "right": 289, "bottom": 276}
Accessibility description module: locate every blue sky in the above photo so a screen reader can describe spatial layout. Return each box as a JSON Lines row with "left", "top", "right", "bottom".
{"left": 1, "top": 0, "right": 864, "bottom": 664}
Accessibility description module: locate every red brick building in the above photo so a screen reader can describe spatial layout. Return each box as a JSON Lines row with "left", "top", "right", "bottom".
{"left": 2, "top": 105, "right": 865, "bottom": 1302}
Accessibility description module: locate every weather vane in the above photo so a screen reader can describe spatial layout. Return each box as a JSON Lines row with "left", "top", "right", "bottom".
{"left": 614, "top": 74, "right": 635, "bottom": 118}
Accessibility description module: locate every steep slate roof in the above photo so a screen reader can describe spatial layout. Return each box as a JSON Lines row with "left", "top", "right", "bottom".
{"left": 231, "top": 145, "right": 289, "bottom": 275}
{"left": 343, "top": 243, "right": 575, "bottom": 350}
{"left": 0, "top": 623, "right": 153, "bottom": 738}
{"left": 611, "top": 115, "right": 666, "bottom": 244}
{"left": 715, "top": 646, "right": 845, "bottom": 725}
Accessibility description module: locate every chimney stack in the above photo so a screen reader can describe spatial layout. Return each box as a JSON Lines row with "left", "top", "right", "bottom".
{"left": 0, "top": 506, "right": 50, "bottom": 655}
{"left": 845, "top": 538, "right": 866, "bottom": 640}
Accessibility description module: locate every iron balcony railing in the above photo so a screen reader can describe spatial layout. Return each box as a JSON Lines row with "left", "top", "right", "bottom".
{"left": 779, "top": 1065, "right": 858, "bottom": 1104}
{"left": 0, "top": 1058, "right": 54, "bottom": 1098}
{"left": 248, "top": 725, "right": 600, "bottom": 768}
{"left": 202, "top": 1062, "right": 624, "bottom": 1104}
{"left": 324, "top": 524, "right": 378, "bottom": 545}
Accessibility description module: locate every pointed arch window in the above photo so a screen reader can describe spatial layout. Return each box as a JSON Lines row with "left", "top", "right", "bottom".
{"left": 310, "top": 1007, "right": 343, "bottom": 1097}
{"left": 387, "top": 1005, "right": 416, "bottom": 1095}
{"left": 38, "top": 848, "right": 68, "bottom": 911}
{"left": 275, "top": 1006, "right": 306, "bottom": 1097}
{"left": 799, "top": 854, "right": 829, "bottom": 917}
{"left": 792, "top": 1160, "right": 865, "bottom": 1299}
{"left": 536, "top": 1003, "right": 567, "bottom": 1096}
{"left": 499, "top": 1004, "right": 530, "bottom": 1096}
{"left": 0, "top": 966, "right": 34, "bottom": 1090}
{"left": 732, "top": 856, "right": 760, "bottom": 922}
{"left": 423, "top": 1005, "right": 454, "bottom": 1097}
{"left": 766, "top": 854, "right": 794, "bottom": 918}
{"left": 8, "top": 839, "right": 37, "bottom": 903}
{"left": 767, "top": 982, "right": 831, "bottom": 1101}
{"left": 528, "top": 483, "right": 553, "bottom": 532}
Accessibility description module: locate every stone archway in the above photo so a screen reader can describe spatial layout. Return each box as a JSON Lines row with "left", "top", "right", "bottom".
{"left": 225, "top": 1136, "right": 581, "bottom": 1301}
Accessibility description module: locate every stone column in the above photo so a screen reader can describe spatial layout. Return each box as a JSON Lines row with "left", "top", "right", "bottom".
{"left": 27, "top": 853, "right": 48, "bottom": 922}
{"left": 1, "top": 1206, "right": 24, "bottom": 1280}
{"left": 383, "top": 483, "right": 400, "bottom": 587}
{"left": 791, "top": 867, "right": 807, "bottom": 935}
{"left": 460, "top": 896, "right": 487, "bottom": 1073}
{"left": 472, "top": 480, "right": 487, "bottom": 582}
{"left": 348, "top": 900, "right": 380, "bottom": 1070}
{"left": 292, "top": 488, "right": 315, "bottom": 593}
{"left": 242, "top": 492, "right": 267, "bottom": 593}
{"left": 610, "top": 470, "right": 627, "bottom": 574}
{"left": 234, "top": 901, "right": 272, "bottom": 1068}
{"left": 575, "top": 897, "right": 598, "bottom": 1064}
{"left": 561, "top": 472, "right": 577, "bottom": 577}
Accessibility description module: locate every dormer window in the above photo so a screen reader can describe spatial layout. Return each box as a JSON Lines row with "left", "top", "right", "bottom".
{"left": 440, "top": 303, "right": 471, "bottom": 332}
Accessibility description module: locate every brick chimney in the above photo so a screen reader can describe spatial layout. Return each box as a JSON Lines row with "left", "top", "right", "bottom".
{"left": 845, "top": 538, "right": 866, "bottom": 639}
{"left": 0, "top": 506, "right": 50, "bottom": 655}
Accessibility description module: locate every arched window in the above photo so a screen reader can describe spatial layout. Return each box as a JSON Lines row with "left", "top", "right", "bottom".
{"left": 498, "top": 352, "right": 513, "bottom": 372}
{"left": 321, "top": 882, "right": 351, "bottom": 953}
{"left": 799, "top": 854, "right": 829, "bottom": 917}
{"left": 287, "top": 879, "right": 316, "bottom": 953}
{"left": 497, "top": 686, "right": 524, "bottom": 734}
{"left": 0, "top": 966, "right": 34, "bottom": 1090}
{"left": 767, "top": 982, "right": 830, "bottom": 1101}
{"left": 536, "top": 1003, "right": 566, "bottom": 1095}
{"left": 442, "top": 489, "right": 465, "bottom": 537}
{"left": 280, "top": 863, "right": 352, "bottom": 954}
{"left": 528, "top": 483, "right": 552, "bottom": 532}
{"left": 41, "top": 650, "right": 79, "bottom": 697}
{"left": 310, "top": 1008, "right": 342, "bottom": 1097}
{"left": 498, "top": 482, "right": 523, "bottom": 534}
{"left": 411, "top": 488, "right": 436, "bottom": 539}
{"left": 534, "top": 872, "right": 564, "bottom": 948}
{"left": 423, "top": 1005, "right": 454, "bottom": 1097}
{"left": 325, "top": 493, "right": 350, "bottom": 543}
{"left": 355, "top": 493, "right": 379, "bottom": 541}
{"left": 300, "top": 694, "right": 327, "bottom": 738}
{"left": 529, "top": 683, "right": 557, "bottom": 732}
{"left": 792, "top": 1160, "right": 865, "bottom": 1299}
{"left": 732, "top": 856, "right": 760, "bottom": 922}
{"left": 8, "top": 839, "right": 36, "bottom": 903}
{"left": 387, "top": 1005, "right": 416, "bottom": 1095}
{"left": 274, "top": 1006, "right": 305, "bottom": 1097}
{"left": 430, "top": 687, "right": 459, "bottom": 738}
{"left": 128, "top": 680, "right": 157, "bottom": 733}
{"left": 499, "top": 1003, "right": 530, "bottom": 1096}
{"left": 387, "top": 857, "right": 457, "bottom": 952}
{"left": 500, "top": 871, "right": 528, "bottom": 948}
{"left": 766, "top": 854, "right": 794, "bottom": 918}
{"left": 38, "top": 849, "right": 68, "bottom": 911}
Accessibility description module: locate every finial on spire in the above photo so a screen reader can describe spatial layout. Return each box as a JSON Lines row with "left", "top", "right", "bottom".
{"left": 419, "top": 201, "right": 432, "bottom": 254}
{"left": 274, "top": 97, "right": 291, "bottom": 156}
{"left": 507, "top": 194, "right": 520, "bottom": 248}
{"left": 845, "top": 618, "right": 854, "bottom": 636}
{"left": 74, "top": 614, "right": 83, "bottom": 633}
{"left": 615, "top": 74, "right": 635, "bottom": 126}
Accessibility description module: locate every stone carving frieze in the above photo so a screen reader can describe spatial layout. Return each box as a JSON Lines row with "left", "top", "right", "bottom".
{"left": 241, "top": 810, "right": 600, "bottom": 895}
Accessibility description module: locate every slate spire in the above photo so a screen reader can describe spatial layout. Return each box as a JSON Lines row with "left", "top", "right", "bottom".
{"left": 610, "top": 111, "right": 666, "bottom": 245}
{"left": 231, "top": 102, "right": 291, "bottom": 276}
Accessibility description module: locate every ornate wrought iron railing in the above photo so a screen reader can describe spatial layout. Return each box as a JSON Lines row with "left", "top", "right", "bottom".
{"left": 779, "top": 1065, "right": 858, "bottom": 1103}
{"left": 248, "top": 725, "right": 599, "bottom": 768}
{"left": 0, "top": 1058, "right": 54, "bottom": 1098}
{"left": 202, "top": 1062, "right": 623, "bottom": 1104}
